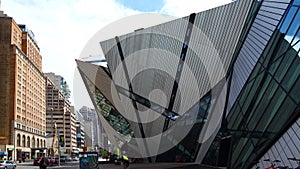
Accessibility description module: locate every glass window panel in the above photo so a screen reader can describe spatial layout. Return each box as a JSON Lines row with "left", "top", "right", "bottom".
{"left": 290, "top": 76, "right": 300, "bottom": 104}
{"left": 274, "top": 53, "right": 295, "bottom": 82}
{"left": 249, "top": 63, "right": 263, "bottom": 81}
{"left": 285, "top": 10, "right": 300, "bottom": 43}
{"left": 270, "top": 56, "right": 284, "bottom": 75}
{"left": 280, "top": 7, "right": 298, "bottom": 34}
{"left": 240, "top": 73, "right": 265, "bottom": 111}
{"left": 256, "top": 87, "right": 286, "bottom": 132}
{"left": 293, "top": 0, "right": 300, "bottom": 5}
{"left": 264, "top": 0, "right": 290, "bottom": 3}
{"left": 239, "top": 79, "right": 255, "bottom": 105}
{"left": 266, "top": 97, "right": 296, "bottom": 133}
{"left": 246, "top": 80, "right": 279, "bottom": 130}
{"left": 231, "top": 138, "right": 251, "bottom": 167}
{"left": 228, "top": 106, "right": 241, "bottom": 129}
{"left": 231, "top": 107, "right": 244, "bottom": 130}
{"left": 282, "top": 56, "right": 300, "bottom": 91}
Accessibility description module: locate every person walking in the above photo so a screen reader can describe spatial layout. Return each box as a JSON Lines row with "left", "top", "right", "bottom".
{"left": 122, "top": 155, "right": 129, "bottom": 169}
{"left": 39, "top": 155, "right": 49, "bottom": 169}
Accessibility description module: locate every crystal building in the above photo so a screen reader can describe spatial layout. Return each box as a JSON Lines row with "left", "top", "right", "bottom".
{"left": 76, "top": 0, "right": 300, "bottom": 168}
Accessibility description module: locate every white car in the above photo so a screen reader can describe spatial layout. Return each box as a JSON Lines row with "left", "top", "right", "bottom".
{"left": 0, "top": 160, "right": 16, "bottom": 169}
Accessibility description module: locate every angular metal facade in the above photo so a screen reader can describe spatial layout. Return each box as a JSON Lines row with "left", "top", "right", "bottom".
{"left": 77, "top": 0, "right": 300, "bottom": 168}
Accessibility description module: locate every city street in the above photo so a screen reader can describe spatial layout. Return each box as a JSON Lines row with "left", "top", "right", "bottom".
{"left": 17, "top": 161, "right": 79, "bottom": 169}
{"left": 16, "top": 161, "right": 221, "bottom": 169}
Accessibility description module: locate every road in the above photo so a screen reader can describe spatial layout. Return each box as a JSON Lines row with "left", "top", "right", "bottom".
{"left": 17, "top": 161, "right": 221, "bottom": 169}
{"left": 17, "top": 160, "right": 80, "bottom": 169}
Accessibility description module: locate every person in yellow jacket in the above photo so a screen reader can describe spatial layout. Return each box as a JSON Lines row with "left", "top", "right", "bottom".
{"left": 121, "top": 155, "right": 129, "bottom": 169}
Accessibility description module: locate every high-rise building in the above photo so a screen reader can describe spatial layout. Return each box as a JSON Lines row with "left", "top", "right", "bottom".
{"left": 0, "top": 11, "right": 46, "bottom": 160}
{"left": 74, "top": 108, "right": 85, "bottom": 148}
{"left": 79, "top": 106, "right": 97, "bottom": 147}
{"left": 77, "top": 0, "right": 300, "bottom": 168}
{"left": 79, "top": 106, "right": 107, "bottom": 149}
{"left": 45, "top": 72, "right": 71, "bottom": 100}
{"left": 45, "top": 77, "right": 76, "bottom": 150}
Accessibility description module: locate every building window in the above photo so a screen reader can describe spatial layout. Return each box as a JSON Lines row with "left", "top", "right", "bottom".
{"left": 37, "top": 139, "right": 39, "bottom": 148}
{"left": 22, "top": 135, "right": 25, "bottom": 147}
{"left": 27, "top": 136, "right": 30, "bottom": 147}
{"left": 17, "top": 134, "right": 21, "bottom": 146}
{"left": 32, "top": 137, "right": 35, "bottom": 148}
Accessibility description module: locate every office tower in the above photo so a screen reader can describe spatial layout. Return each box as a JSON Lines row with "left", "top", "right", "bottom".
{"left": 0, "top": 11, "right": 46, "bottom": 160}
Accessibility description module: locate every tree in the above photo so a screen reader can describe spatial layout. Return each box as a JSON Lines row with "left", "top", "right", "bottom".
{"left": 61, "top": 81, "right": 71, "bottom": 100}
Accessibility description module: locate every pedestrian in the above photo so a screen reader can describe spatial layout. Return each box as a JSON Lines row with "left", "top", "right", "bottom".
{"left": 39, "top": 155, "right": 49, "bottom": 169}
{"left": 122, "top": 155, "right": 129, "bottom": 169}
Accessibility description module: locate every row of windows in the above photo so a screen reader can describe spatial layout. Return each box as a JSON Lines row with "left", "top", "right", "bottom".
{"left": 16, "top": 121, "right": 45, "bottom": 135}
{"left": 16, "top": 133, "right": 45, "bottom": 148}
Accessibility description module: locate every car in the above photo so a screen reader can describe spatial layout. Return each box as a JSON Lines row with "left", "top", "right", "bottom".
{"left": 98, "top": 157, "right": 109, "bottom": 164}
{"left": 48, "top": 157, "right": 55, "bottom": 165}
{"left": 72, "top": 156, "right": 79, "bottom": 161}
{"left": 65, "top": 156, "right": 72, "bottom": 162}
{"left": 0, "top": 160, "right": 16, "bottom": 169}
{"left": 59, "top": 156, "right": 66, "bottom": 162}
{"left": 33, "top": 158, "right": 40, "bottom": 166}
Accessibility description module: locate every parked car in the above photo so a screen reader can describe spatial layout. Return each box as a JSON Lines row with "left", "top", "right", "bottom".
{"left": 33, "top": 158, "right": 40, "bottom": 166}
{"left": 72, "top": 156, "right": 79, "bottom": 161}
{"left": 97, "top": 156, "right": 110, "bottom": 164}
{"left": 59, "top": 156, "right": 66, "bottom": 162}
{"left": 48, "top": 157, "right": 55, "bottom": 165}
{"left": 65, "top": 156, "right": 72, "bottom": 162}
{"left": 0, "top": 160, "right": 16, "bottom": 169}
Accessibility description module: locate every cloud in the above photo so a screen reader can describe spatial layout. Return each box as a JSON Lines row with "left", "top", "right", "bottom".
{"left": 1, "top": 0, "right": 233, "bottom": 107}
{"left": 1, "top": 0, "right": 140, "bottom": 104}
{"left": 160, "top": 0, "right": 232, "bottom": 17}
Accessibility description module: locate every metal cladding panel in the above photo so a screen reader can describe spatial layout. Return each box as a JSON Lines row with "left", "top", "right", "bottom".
{"left": 101, "top": 18, "right": 188, "bottom": 108}
{"left": 76, "top": 60, "right": 115, "bottom": 103}
{"left": 137, "top": 102, "right": 165, "bottom": 138}
{"left": 173, "top": 0, "right": 252, "bottom": 114}
{"left": 101, "top": 39, "right": 121, "bottom": 75}
{"left": 227, "top": 0, "right": 291, "bottom": 113}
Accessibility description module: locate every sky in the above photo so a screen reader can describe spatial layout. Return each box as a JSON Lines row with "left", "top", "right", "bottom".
{"left": 1, "top": 0, "right": 232, "bottom": 109}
